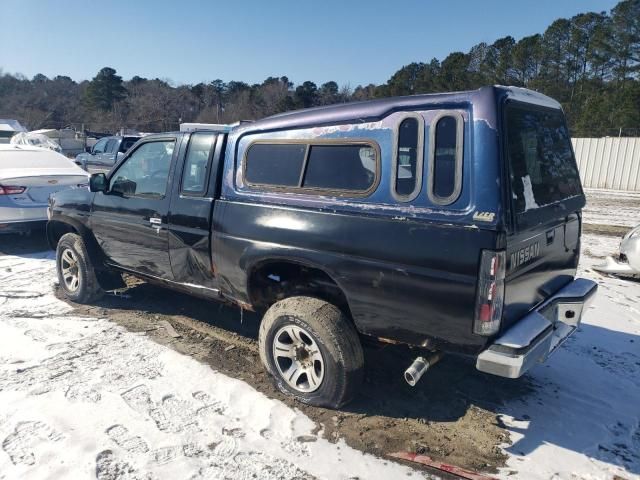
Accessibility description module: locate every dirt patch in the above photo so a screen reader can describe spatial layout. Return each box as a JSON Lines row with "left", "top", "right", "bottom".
{"left": 582, "top": 223, "right": 629, "bottom": 237}
{"left": 53, "top": 275, "right": 525, "bottom": 476}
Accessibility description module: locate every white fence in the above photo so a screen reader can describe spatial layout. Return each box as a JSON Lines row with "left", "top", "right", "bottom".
{"left": 572, "top": 137, "right": 640, "bottom": 191}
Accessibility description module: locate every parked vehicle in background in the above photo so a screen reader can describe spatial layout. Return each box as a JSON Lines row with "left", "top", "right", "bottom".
{"left": 10, "top": 131, "right": 63, "bottom": 152}
{"left": 0, "top": 145, "right": 88, "bottom": 234}
{"left": 29, "top": 128, "right": 87, "bottom": 157}
{"left": 48, "top": 86, "right": 596, "bottom": 408}
{"left": 74, "top": 135, "right": 141, "bottom": 172}
{"left": 594, "top": 224, "right": 640, "bottom": 278}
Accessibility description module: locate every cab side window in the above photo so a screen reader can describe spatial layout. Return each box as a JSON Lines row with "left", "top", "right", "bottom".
{"left": 120, "top": 138, "right": 138, "bottom": 153}
{"left": 181, "top": 132, "right": 216, "bottom": 195}
{"left": 111, "top": 140, "right": 175, "bottom": 197}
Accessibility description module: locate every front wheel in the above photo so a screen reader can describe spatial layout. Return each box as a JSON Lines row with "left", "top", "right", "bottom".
{"left": 56, "top": 233, "right": 103, "bottom": 304}
{"left": 258, "top": 296, "right": 364, "bottom": 409}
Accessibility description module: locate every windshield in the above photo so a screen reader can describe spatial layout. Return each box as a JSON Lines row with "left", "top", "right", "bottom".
{"left": 506, "top": 104, "right": 582, "bottom": 214}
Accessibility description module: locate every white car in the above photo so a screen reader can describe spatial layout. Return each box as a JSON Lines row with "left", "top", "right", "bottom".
{"left": 0, "top": 145, "right": 88, "bottom": 234}
{"left": 594, "top": 224, "right": 640, "bottom": 279}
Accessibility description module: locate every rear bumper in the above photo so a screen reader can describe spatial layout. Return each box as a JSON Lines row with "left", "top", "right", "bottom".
{"left": 476, "top": 278, "right": 597, "bottom": 378}
{"left": 0, "top": 205, "right": 48, "bottom": 223}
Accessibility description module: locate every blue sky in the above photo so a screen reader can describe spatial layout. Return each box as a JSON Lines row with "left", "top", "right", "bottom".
{"left": 1, "top": 0, "right": 620, "bottom": 87}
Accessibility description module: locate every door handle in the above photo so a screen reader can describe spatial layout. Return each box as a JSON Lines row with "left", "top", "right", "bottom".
{"left": 546, "top": 229, "right": 555, "bottom": 245}
{"left": 150, "top": 216, "right": 163, "bottom": 235}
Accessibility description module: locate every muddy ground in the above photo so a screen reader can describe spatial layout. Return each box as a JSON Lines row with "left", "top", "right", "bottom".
{"left": 2, "top": 233, "right": 526, "bottom": 476}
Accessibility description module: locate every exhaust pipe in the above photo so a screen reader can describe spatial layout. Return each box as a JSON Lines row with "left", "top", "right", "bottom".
{"left": 404, "top": 352, "right": 443, "bottom": 387}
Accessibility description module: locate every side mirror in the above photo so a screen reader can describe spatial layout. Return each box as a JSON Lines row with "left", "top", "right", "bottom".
{"left": 86, "top": 146, "right": 93, "bottom": 153}
{"left": 89, "top": 173, "right": 108, "bottom": 193}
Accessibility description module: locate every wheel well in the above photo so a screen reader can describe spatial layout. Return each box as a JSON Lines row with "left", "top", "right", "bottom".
{"left": 248, "top": 261, "right": 351, "bottom": 316}
{"left": 46, "top": 220, "right": 78, "bottom": 249}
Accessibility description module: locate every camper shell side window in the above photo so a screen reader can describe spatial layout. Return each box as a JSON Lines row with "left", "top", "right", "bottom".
{"left": 243, "top": 139, "right": 380, "bottom": 197}
{"left": 427, "top": 111, "right": 464, "bottom": 206}
{"left": 392, "top": 113, "right": 425, "bottom": 202}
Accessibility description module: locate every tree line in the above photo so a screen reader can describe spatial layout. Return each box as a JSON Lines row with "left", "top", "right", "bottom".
{"left": 1, "top": 0, "right": 638, "bottom": 137}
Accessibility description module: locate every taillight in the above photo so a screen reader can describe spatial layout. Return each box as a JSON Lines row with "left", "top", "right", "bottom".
{"left": 0, "top": 185, "right": 26, "bottom": 195}
{"left": 474, "top": 250, "right": 506, "bottom": 336}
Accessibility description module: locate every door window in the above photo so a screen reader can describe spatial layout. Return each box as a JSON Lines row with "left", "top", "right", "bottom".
{"left": 120, "top": 137, "right": 139, "bottom": 153}
{"left": 105, "top": 139, "right": 118, "bottom": 154}
{"left": 181, "top": 132, "right": 216, "bottom": 194}
{"left": 110, "top": 140, "right": 175, "bottom": 197}
{"left": 92, "top": 138, "right": 108, "bottom": 154}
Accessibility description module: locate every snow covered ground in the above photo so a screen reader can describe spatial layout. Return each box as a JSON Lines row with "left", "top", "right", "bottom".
{"left": 583, "top": 189, "right": 640, "bottom": 229}
{"left": 0, "top": 252, "right": 428, "bottom": 480}
{"left": 0, "top": 231, "right": 638, "bottom": 480}
{"left": 495, "top": 234, "right": 640, "bottom": 480}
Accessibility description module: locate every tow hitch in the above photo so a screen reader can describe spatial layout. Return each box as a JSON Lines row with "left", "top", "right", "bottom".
{"left": 404, "top": 351, "right": 443, "bottom": 386}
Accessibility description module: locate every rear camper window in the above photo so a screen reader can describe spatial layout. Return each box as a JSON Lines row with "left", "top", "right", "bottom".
{"left": 506, "top": 104, "right": 582, "bottom": 214}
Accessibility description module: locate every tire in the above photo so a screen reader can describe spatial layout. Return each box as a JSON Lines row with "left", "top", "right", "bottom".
{"left": 259, "top": 296, "right": 364, "bottom": 409}
{"left": 56, "top": 233, "right": 103, "bottom": 304}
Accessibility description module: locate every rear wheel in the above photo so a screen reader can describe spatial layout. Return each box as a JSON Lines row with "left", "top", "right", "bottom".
{"left": 258, "top": 296, "right": 364, "bottom": 408}
{"left": 56, "top": 233, "right": 103, "bottom": 304}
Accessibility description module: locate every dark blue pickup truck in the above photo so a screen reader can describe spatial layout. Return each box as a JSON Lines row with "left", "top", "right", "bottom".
{"left": 47, "top": 86, "right": 597, "bottom": 408}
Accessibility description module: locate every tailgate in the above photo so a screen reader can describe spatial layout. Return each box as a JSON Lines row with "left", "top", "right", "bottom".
{"left": 503, "top": 213, "right": 581, "bottom": 328}
{"left": 501, "top": 102, "right": 585, "bottom": 330}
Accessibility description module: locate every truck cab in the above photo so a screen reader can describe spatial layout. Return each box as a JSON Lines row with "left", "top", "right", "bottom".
{"left": 48, "top": 86, "right": 596, "bottom": 409}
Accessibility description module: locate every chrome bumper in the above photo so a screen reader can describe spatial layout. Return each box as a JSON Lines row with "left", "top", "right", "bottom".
{"left": 476, "top": 278, "right": 598, "bottom": 378}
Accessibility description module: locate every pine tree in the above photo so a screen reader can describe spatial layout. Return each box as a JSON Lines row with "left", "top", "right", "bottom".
{"left": 84, "top": 67, "right": 127, "bottom": 111}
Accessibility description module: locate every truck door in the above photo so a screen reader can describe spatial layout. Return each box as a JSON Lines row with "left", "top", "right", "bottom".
{"left": 87, "top": 137, "right": 108, "bottom": 171}
{"left": 168, "top": 131, "right": 221, "bottom": 288}
{"left": 90, "top": 136, "right": 177, "bottom": 279}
